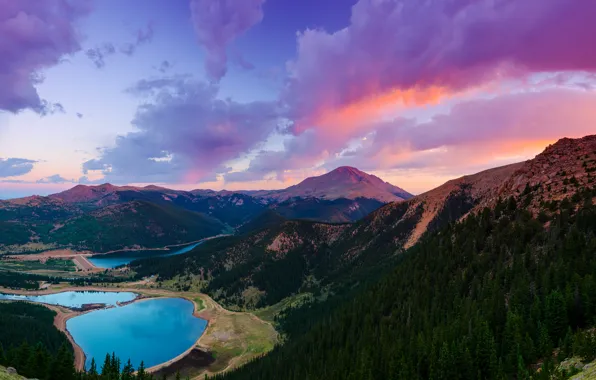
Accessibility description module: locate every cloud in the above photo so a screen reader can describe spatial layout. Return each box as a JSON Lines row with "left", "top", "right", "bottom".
{"left": 0, "top": 0, "right": 91, "bottom": 113}
{"left": 190, "top": 0, "right": 265, "bottom": 82}
{"left": 86, "top": 22, "right": 155, "bottom": 68}
{"left": 0, "top": 158, "right": 37, "bottom": 178}
{"left": 36, "top": 174, "right": 74, "bottom": 184}
{"left": 83, "top": 75, "right": 281, "bottom": 183}
{"left": 230, "top": 88, "right": 596, "bottom": 181}
{"left": 328, "top": 89, "right": 596, "bottom": 173}
{"left": 156, "top": 60, "right": 173, "bottom": 73}
{"left": 285, "top": 0, "right": 596, "bottom": 129}
{"left": 224, "top": 0, "right": 596, "bottom": 183}
{"left": 76, "top": 112, "right": 84, "bottom": 119}
{"left": 231, "top": 52, "right": 255, "bottom": 71}
{"left": 120, "top": 22, "right": 155, "bottom": 56}
{"left": 85, "top": 43, "right": 116, "bottom": 68}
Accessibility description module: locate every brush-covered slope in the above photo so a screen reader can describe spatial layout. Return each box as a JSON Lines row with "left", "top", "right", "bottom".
{"left": 133, "top": 220, "right": 350, "bottom": 308}
{"left": 47, "top": 200, "right": 227, "bottom": 252}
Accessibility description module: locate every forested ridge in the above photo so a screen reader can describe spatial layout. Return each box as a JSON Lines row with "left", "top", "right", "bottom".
{"left": 211, "top": 185, "right": 596, "bottom": 379}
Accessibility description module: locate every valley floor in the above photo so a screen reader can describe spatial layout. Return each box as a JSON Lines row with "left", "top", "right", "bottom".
{"left": 0, "top": 284, "right": 278, "bottom": 379}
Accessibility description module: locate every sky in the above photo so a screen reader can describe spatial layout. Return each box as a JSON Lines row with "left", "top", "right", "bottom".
{"left": 1, "top": 0, "right": 596, "bottom": 199}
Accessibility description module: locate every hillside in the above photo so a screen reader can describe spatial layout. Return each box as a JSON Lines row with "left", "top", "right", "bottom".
{"left": 271, "top": 196, "right": 385, "bottom": 223}
{"left": 48, "top": 201, "right": 227, "bottom": 252}
{"left": 215, "top": 176, "right": 596, "bottom": 380}
{"left": 0, "top": 198, "right": 227, "bottom": 254}
{"left": 133, "top": 220, "right": 351, "bottom": 308}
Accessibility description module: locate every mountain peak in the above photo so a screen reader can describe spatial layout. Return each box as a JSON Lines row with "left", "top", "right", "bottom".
{"left": 271, "top": 167, "right": 413, "bottom": 203}
{"left": 333, "top": 166, "right": 366, "bottom": 175}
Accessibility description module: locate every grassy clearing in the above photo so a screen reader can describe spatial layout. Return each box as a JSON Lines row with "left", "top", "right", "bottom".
{"left": 560, "top": 357, "right": 595, "bottom": 379}
{"left": 0, "top": 259, "right": 75, "bottom": 272}
{"left": 194, "top": 297, "right": 205, "bottom": 312}
{"left": 0, "top": 366, "right": 22, "bottom": 380}
{"left": 254, "top": 292, "right": 313, "bottom": 323}
{"left": 190, "top": 293, "right": 278, "bottom": 377}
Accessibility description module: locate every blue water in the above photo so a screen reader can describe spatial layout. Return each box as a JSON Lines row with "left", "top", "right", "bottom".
{"left": 0, "top": 291, "right": 138, "bottom": 308}
{"left": 88, "top": 242, "right": 202, "bottom": 269}
{"left": 67, "top": 298, "right": 206, "bottom": 370}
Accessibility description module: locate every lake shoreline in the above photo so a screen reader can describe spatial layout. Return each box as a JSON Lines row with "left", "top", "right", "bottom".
{"left": 0, "top": 286, "right": 278, "bottom": 378}
{"left": 0, "top": 287, "right": 208, "bottom": 373}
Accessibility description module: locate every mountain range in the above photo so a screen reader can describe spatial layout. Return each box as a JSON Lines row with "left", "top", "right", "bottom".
{"left": 0, "top": 166, "right": 413, "bottom": 254}
{"left": 132, "top": 135, "right": 596, "bottom": 308}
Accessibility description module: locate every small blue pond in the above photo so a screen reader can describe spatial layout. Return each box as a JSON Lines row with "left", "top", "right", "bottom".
{"left": 67, "top": 297, "right": 206, "bottom": 370}
{"left": 88, "top": 242, "right": 203, "bottom": 269}
{"left": 0, "top": 291, "right": 137, "bottom": 308}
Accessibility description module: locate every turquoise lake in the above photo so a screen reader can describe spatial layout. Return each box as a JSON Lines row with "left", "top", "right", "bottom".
{"left": 0, "top": 291, "right": 138, "bottom": 308}
{"left": 88, "top": 242, "right": 202, "bottom": 269}
{"left": 67, "top": 298, "right": 206, "bottom": 370}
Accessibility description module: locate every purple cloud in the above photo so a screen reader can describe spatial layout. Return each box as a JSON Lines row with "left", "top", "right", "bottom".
{"left": 190, "top": 0, "right": 265, "bottom": 82}
{"left": 0, "top": 0, "right": 91, "bottom": 113}
{"left": 156, "top": 60, "right": 173, "bottom": 73}
{"left": 0, "top": 158, "right": 37, "bottom": 177}
{"left": 231, "top": 52, "right": 255, "bottom": 71}
{"left": 284, "top": 0, "right": 596, "bottom": 126}
{"left": 84, "top": 75, "right": 281, "bottom": 183}
{"left": 36, "top": 174, "right": 74, "bottom": 184}
{"left": 86, "top": 43, "right": 116, "bottom": 68}
{"left": 120, "top": 22, "right": 155, "bottom": 56}
{"left": 226, "top": 0, "right": 596, "bottom": 182}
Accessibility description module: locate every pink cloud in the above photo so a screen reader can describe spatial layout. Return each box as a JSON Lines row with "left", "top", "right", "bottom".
{"left": 0, "top": 0, "right": 91, "bottom": 113}
{"left": 326, "top": 89, "right": 596, "bottom": 173}
{"left": 284, "top": 0, "right": 596, "bottom": 130}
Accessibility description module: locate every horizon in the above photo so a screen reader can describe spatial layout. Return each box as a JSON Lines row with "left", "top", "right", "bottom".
{"left": 2, "top": 1, "right": 596, "bottom": 200}
{"left": 0, "top": 151, "right": 542, "bottom": 200}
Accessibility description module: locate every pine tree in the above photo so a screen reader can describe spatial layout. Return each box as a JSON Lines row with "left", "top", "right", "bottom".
{"left": 121, "top": 359, "right": 135, "bottom": 380}
{"left": 88, "top": 357, "right": 99, "bottom": 380}
{"left": 137, "top": 360, "right": 147, "bottom": 380}
{"left": 101, "top": 353, "right": 112, "bottom": 378}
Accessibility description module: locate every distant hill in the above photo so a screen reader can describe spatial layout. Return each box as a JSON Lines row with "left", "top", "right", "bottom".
{"left": 271, "top": 196, "right": 385, "bottom": 223}
{"left": 48, "top": 200, "right": 227, "bottom": 252}
{"left": 45, "top": 167, "right": 413, "bottom": 228}
{"left": 0, "top": 199, "right": 226, "bottom": 253}
{"left": 236, "top": 209, "right": 287, "bottom": 235}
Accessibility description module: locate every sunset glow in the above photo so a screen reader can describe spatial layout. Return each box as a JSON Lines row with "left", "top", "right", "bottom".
{"left": 2, "top": 0, "right": 596, "bottom": 199}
